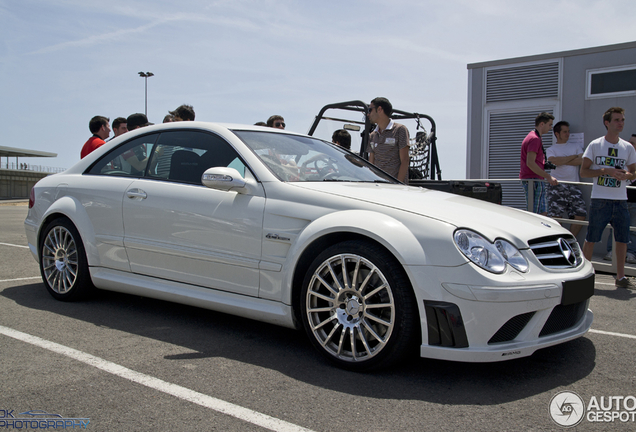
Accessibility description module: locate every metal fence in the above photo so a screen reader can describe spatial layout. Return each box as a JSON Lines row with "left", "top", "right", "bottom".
{"left": 1, "top": 162, "right": 66, "bottom": 173}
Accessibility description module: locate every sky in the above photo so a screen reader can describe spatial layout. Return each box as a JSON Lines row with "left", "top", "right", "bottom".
{"left": 1, "top": 0, "right": 636, "bottom": 180}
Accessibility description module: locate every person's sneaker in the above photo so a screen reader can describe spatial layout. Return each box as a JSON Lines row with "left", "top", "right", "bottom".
{"left": 604, "top": 251, "right": 613, "bottom": 261}
{"left": 626, "top": 252, "right": 636, "bottom": 264}
{"left": 615, "top": 277, "right": 635, "bottom": 289}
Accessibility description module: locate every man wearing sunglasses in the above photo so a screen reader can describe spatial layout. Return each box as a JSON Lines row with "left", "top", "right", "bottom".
{"left": 367, "top": 97, "right": 410, "bottom": 183}
{"left": 267, "top": 115, "right": 286, "bottom": 129}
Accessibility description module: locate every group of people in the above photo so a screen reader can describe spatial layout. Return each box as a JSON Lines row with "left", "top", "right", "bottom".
{"left": 80, "top": 104, "right": 196, "bottom": 159}
{"left": 520, "top": 107, "right": 636, "bottom": 289}
{"left": 80, "top": 96, "right": 406, "bottom": 171}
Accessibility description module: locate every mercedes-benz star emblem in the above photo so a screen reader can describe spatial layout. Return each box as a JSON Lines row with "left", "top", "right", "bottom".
{"left": 557, "top": 238, "right": 577, "bottom": 267}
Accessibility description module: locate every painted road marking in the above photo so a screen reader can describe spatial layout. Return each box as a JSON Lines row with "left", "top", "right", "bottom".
{"left": 0, "top": 276, "right": 41, "bottom": 283}
{"left": 588, "top": 329, "right": 636, "bottom": 340}
{"left": 0, "top": 325, "right": 315, "bottom": 432}
{"left": 0, "top": 242, "right": 29, "bottom": 249}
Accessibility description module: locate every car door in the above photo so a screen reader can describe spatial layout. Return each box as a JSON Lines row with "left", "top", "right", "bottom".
{"left": 122, "top": 130, "right": 266, "bottom": 297}
{"left": 83, "top": 132, "right": 161, "bottom": 271}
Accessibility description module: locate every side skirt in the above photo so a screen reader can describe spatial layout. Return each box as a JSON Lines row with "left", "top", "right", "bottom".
{"left": 90, "top": 267, "right": 297, "bottom": 329}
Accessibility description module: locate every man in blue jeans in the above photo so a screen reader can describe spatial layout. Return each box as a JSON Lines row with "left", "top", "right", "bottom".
{"left": 581, "top": 107, "right": 636, "bottom": 288}
{"left": 519, "top": 112, "right": 558, "bottom": 214}
{"left": 605, "top": 133, "right": 636, "bottom": 263}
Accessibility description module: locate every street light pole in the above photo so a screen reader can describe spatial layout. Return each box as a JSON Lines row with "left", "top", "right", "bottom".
{"left": 138, "top": 72, "right": 154, "bottom": 116}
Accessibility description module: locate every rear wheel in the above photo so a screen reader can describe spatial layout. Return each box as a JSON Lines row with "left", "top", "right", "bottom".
{"left": 39, "top": 218, "right": 94, "bottom": 301}
{"left": 300, "top": 240, "right": 417, "bottom": 371}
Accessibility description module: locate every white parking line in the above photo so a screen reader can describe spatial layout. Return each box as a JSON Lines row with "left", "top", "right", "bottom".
{"left": 0, "top": 326, "right": 315, "bottom": 432}
{"left": 0, "top": 241, "right": 29, "bottom": 249}
{"left": 0, "top": 276, "right": 41, "bottom": 283}
{"left": 588, "top": 329, "right": 636, "bottom": 340}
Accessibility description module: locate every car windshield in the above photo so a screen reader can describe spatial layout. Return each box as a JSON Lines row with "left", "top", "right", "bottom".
{"left": 232, "top": 130, "right": 396, "bottom": 183}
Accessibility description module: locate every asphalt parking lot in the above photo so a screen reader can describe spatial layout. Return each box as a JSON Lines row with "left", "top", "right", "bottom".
{"left": 1, "top": 202, "right": 635, "bottom": 431}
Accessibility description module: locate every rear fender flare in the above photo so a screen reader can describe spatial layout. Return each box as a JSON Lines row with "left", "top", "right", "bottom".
{"left": 39, "top": 196, "right": 100, "bottom": 266}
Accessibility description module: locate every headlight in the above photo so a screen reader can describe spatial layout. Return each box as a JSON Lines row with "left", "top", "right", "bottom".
{"left": 454, "top": 229, "right": 528, "bottom": 274}
{"left": 495, "top": 239, "right": 529, "bottom": 272}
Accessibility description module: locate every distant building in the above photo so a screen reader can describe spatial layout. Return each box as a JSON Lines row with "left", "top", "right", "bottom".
{"left": 466, "top": 41, "right": 636, "bottom": 208}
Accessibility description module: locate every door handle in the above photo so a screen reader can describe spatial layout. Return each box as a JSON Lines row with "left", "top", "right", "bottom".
{"left": 126, "top": 188, "right": 147, "bottom": 199}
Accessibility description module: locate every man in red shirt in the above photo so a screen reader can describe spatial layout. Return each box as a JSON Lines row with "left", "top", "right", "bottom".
{"left": 80, "top": 116, "right": 111, "bottom": 159}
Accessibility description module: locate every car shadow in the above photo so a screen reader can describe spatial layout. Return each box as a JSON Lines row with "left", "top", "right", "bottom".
{"left": 2, "top": 283, "right": 597, "bottom": 406}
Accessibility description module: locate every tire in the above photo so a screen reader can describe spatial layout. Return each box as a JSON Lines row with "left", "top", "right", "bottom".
{"left": 39, "top": 218, "right": 94, "bottom": 301}
{"left": 300, "top": 240, "right": 418, "bottom": 371}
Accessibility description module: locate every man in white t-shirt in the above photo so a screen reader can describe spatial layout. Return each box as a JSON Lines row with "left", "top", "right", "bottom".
{"left": 546, "top": 121, "right": 587, "bottom": 236}
{"left": 581, "top": 107, "right": 636, "bottom": 289}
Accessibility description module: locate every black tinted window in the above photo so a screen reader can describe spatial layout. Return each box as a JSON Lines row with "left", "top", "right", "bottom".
{"left": 149, "top": 131, "right": 246, "bottom": 185}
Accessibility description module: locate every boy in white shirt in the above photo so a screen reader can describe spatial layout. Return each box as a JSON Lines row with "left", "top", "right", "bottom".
{"left": 546, "top": 121, "right": 587, "bottom": 236}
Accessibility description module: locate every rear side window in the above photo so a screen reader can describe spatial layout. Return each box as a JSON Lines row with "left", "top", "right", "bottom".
{"left": 87, "top": 134, "right": 159, "bottom": 177}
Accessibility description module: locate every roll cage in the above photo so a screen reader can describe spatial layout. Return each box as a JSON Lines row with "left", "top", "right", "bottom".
{"left": 307, "top": 100, "right": 442, "bottom": 180}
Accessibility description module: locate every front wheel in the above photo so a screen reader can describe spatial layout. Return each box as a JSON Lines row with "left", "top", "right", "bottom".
{"left": 39, "top": 218, "right": 94, "bottom": 301}
{"left": 300, "top": 240, "right": 418, "bottom": 371}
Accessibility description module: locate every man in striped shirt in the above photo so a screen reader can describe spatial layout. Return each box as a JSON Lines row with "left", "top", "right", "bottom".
{"left": 368, "top": 97, "right": 410, "bottom": 183}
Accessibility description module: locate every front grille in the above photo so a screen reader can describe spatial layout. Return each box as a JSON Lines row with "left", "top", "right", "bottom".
{"left": 424, "top": 301, "right": 469, "bottom": 348}
{"left": 528, "top": 235, "right": 582, "bottom": 269}
{"left": 488, "top": 312, "right": 535, "bottom": 344}
{"left": 539, "top": 300, "right": 588, "bottom": 337}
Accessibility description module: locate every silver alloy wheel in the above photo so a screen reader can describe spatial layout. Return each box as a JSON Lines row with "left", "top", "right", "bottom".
{"left": 42, "top": 226, "right": 79, "bottom": 294}
{"left": 305, "top": 253, "right": 395, "bottom": 362}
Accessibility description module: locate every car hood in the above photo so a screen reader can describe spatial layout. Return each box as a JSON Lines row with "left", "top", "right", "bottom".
{"left": 292, "top": 182, "right": 563, "bottom": 248}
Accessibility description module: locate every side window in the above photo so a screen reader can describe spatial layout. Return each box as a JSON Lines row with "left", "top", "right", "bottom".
{"left": 87, "top": 134, "right": 159, "bottom": 177}
{"left": 150, "top": 131, "right": 246, "bottom": 185}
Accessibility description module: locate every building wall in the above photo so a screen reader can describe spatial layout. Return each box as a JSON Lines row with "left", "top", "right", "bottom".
{"left": 466, "top": 67, "right": 484, "bottom": 179}
{"left": 0, "top": 170, "right": 50, "bottom": 199}
{"left": 563, "top": 49, "right": 636, "bottom": 143}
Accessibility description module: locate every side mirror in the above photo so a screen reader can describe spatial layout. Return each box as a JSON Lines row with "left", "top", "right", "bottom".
{"left": 201, "top": 167, "right": 247, "bottom": 192}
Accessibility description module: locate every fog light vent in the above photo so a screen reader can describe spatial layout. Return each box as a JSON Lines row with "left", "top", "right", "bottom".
{"left": 488, "top": 312, "right": 535, "bottom": 344}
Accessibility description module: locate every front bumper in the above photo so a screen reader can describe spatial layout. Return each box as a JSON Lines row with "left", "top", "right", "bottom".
{"left": 407, "top": 259, "right": 595, "bottom": 362}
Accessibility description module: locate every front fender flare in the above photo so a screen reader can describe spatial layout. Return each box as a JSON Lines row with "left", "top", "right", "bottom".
{"left": 280, "top": 210, "right": 430, "bottom": 308}
{"left": 290, "top": 209, "right": 427, "bottom": 267}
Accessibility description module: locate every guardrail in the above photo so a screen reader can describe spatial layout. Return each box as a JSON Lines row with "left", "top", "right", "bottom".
{"left": 465, "top": 177, "right": 636, "bottom": 276}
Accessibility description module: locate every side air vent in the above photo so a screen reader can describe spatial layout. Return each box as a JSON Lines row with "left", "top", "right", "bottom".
{"left": 424, "top": 301, "right": 469, "bottom": 348}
